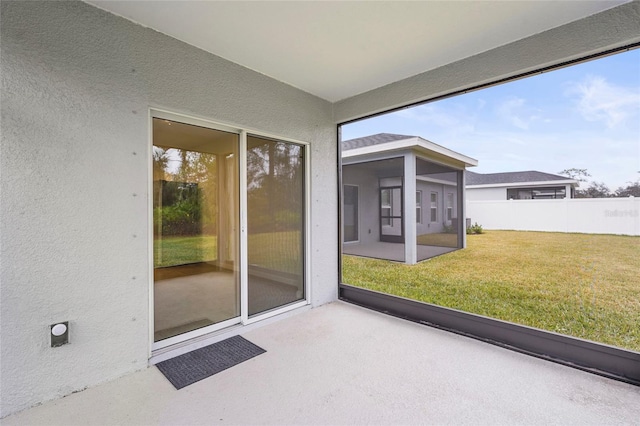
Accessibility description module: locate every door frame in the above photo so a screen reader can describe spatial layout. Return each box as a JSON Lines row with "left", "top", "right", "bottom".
{"left": 379, "top": 185, "right": 404, "bottom": 243}
{"left": 148, "top": 108, "right": 311, "bottom": 353}
{"left": 343, "top": 184, "right": 359, "bottom": 244}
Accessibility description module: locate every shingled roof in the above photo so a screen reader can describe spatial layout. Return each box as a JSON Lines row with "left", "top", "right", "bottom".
{"left": 342, "top": 133, "right": 415, "bottom": 150}
{"left": 465, "top": 170, "right": 575, "bottom": 185}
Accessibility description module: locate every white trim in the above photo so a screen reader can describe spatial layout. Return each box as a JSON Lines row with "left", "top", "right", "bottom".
{"left": 467, "top": 180, "right": 579, "bottom": 189}
{"left": 343, "top": 184, "right": 360, "bottom": 244}
{"left": 430, "top": 191, "right": 438, "bottom": 223}
{"left": 148, "top": 108, "right": 311, "bottom": 358}
{"left": 404, "top": 153, "right": 417, "bottom": 264}
{"left": 416, "top": 175, "right": 459, "bottom": 186}
{"left": 240, "top": 130, "right": 249, "bottom": 324}
{"left": 304, "top": 139, "right": 311, "bottom": 308}
{"left": 343, "top": 151, "right": 409, "bottom": 167}
{"left": 343, "top": 137, "right": 478, "bottom": 167}
{"left": 244, "top": 299, "right": 309, "bottom": 325}
{"left": 147, "top": 113, "right": 155, "bottom": 358}
{"left": 149, "top": 108, "right": 244, "bottom": 353}
{"left": 152, "top": 317, "right": 242, "bottom": 351}
{"left": 150, "top": 304, "right": 311, "bottom": 364}
{"left": 151, "top": 107, "right": 308, "bottom": 146}
{"left": 152, "top": 108, "right": 241, "bottom": 134}
{"left": 416, "top": 190, "right": 422, "bottom": 225}
{"left": 446, "top": 192, "right": 454, "bottom": 221}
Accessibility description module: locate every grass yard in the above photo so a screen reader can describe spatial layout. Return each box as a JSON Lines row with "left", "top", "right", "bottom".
{"left": 154, "top": 235, "right": 217, "bottom": 268}
{"left": 342, "top": 230, "right": 640, "bottom": 352}
{"left": 247, "top": 231, "right": 302, "bottom": 274}
{"left": 154, "top": 231, "right": 302, "bottom": 274}
{"left": 417, "top": 232, "right": 458, "bottom": 247}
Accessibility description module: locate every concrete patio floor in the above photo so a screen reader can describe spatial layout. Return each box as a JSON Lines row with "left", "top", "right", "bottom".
{"left": 4, "top": 302, "right": 639, "bottom": 425}
{"left": 343, "top": 242, "right": 457, "bottom": 262}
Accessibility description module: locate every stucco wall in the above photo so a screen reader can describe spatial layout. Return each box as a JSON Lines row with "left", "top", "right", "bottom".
{"left": 0, "top": 1, "right": 335, "bottom": 417}
{"left": 342, "top": 166, "right": 380, "bottom": 245}
{"left": 416, "top": 182, "right": 457, "bottom": 235}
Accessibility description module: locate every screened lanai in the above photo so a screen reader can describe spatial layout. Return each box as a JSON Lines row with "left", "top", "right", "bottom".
{"left": 341, "top": 134, "right": 477, "bottom": 264}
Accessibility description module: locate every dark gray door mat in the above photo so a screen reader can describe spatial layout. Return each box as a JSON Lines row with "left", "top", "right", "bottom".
{"left": 156, "top": 335, "right": 266, "bottom": 389}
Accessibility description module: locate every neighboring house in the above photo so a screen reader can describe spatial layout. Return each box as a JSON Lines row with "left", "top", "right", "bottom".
{"left": 2, "top": 1, "right": 637, "bottom": 419}
{"left": 466, "top": 171, "right": 579, "bottom": 201}
{"left": 342, "top": 134, "right": 477, "bottom": 264}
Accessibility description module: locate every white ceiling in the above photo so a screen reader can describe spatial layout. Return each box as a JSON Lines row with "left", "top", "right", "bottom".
{"left": 87, "top": 1, "right": 627, "bottom": 102}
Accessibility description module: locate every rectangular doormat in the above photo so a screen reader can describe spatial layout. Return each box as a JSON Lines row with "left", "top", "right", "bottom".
{"left": 156, "top": 335, "right": 266, "bottom": 389}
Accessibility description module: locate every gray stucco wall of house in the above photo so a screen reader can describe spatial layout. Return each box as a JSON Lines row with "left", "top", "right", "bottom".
{"left": 334, "top": 2, "right": 640, "bottom": 123}
{"left": 416, "top": 181, "right": 457, "bottom": 235}
{"left": 342, "top": 166, "right": 381, "bottom": 245}
{"left": 0, "top": 1, "right": 335, "bottom": 417}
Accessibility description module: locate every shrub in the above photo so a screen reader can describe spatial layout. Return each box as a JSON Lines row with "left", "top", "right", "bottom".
{"left": 467, "top": 222, "right": 484, "bottom": 235}
{"left": 154, "top": 199, "right": 202, "bottom": 236}
{"left": 443, "top": 223, "right": 456, "bottom": 234}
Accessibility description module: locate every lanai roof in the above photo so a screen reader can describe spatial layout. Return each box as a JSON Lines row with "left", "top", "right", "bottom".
{"left": 342, "top": 133, "right": 416, "bottom": 150}
{"left": 465, "top": 170, "right": 578, "bottom": 186}
{"left": 341, "top": 133, "right": 477, "bottom": 168}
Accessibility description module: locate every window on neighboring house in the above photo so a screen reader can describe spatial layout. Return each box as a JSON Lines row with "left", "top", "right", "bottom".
{"left": 446, "top": 193, "right": 454, "bottom": 221}
{"left": 507, "top": 187, "right": 567, "bottom": 200}
{"left": 381, "top": 188, "right": 392, "bottom": 226}
{"left": 430, "top": 192, "right": 437, "bottom": 222}
{"left": 416, "top": 191, "right": 422, "bottom": 224}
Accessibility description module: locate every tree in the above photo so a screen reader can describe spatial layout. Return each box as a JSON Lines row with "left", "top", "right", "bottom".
{"left": 558, "top": 168, "right": 591, "bottom": 183}
{"left": 614, "top": 180, "right": 640, "bottom": 197}
{"left": 575, "top": 181, "right": 612, "bottom": 198}
{"left": 152, "top": 147, "right": 169, "bottom": 182}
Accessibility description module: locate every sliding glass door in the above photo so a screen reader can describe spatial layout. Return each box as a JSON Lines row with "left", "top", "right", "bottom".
{"left": 247, "top": 135, "right": 306, "bottom": 316}
{"left": 152, "top": 115, "right": 307, "bottom": 347}
{"left": 152, "top": 118, "right": 240, "bottom": 343}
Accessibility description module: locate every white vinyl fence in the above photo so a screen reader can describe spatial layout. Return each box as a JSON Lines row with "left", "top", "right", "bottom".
{"left": 466, "top": 197, "right": 640, "bottom": 236}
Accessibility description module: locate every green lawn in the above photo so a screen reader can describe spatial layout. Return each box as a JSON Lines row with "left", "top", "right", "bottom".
{"left": 342, "top": 231, "right": 640, "bottom": 352}
{"left": 417, "top": 232, "right": 458, "bottom": 247}
{"left": 155, "top": 231, "right": 302, "bottom": 274}
{"left": 247, "top": 231, "right": 302, "bottom": 274}
{"left": 154, "top": 235, "right": 218, "bottom": 268}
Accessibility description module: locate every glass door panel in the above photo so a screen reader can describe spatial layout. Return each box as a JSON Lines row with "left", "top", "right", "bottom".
{"left": 152, "top": 118, "right": 239, "bottom": 342}
{"left": 343, "top": 185, "right": 359, "bottom": 243}
{"left": 247, "top": 135, "right": 305, "bottom": 316}
{"left": 380, "top": 186, "right": 403, "bottom": 243}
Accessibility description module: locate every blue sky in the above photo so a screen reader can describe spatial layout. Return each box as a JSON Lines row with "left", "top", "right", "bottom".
{"left": 342, "top": 48, "right": 640, "bottom": 190}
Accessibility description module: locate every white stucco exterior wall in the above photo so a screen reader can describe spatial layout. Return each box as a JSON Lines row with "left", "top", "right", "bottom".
{"left": 0, "top": 1, "right": 336, "bottom": 417}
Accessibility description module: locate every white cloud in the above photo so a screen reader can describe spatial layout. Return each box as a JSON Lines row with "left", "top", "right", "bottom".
{"left": 496, "top": 97, "right": 531, "bottom": 130}
{"left": 567, "top": 75, "right": 640, "bottom": 128}
{"left": 396, "top": 104, "right": 459, "bottom": 127}
{"left": 394, "top": 104, "right": 475, "bottom": 136}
